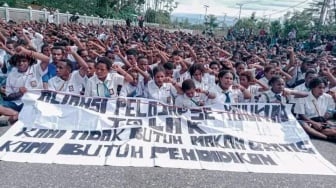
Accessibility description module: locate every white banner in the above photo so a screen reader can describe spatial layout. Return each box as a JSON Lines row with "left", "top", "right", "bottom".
{"left": 0, "top": 90, "right": 336, "bottom": 175}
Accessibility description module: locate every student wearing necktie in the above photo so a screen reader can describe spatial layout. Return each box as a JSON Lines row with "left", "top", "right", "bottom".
{"left": 210, "top": 70, "right": 251, "bottom": 104}
{"left": 258, "top": 76, "right": 307, "bottom": 104}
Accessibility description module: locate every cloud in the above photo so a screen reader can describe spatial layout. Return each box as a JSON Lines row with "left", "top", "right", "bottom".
{"left": 173, "top": 0, "right": 311, "bottom": 18}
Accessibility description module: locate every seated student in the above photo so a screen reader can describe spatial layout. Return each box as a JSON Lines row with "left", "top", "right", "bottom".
{"left": 48, "top": 49, "right": 88, "bottom": 95}
{"left": 175, "top": 79, "right": 216, "bottom": 108}
{"left": 258, "top": 76, "right": 308, "bottom": 103}
{"left": 210, "top": 70, "right": 251, "bottom": 104}
{"left": 188, "top": 63, "right": 216, "bottom": 91}
{"left": 48, "top": 59, "right": 87, "bottom": 94}
{"left": 239, "top": 70, "right": 268, "bottom": 102}
{"left": 120, "top": 64, "right": 151, "bottom": 97}
{"left": 4, "top": 46, "right": 49, "bottom": 111}
{"left": 0, "top": 105, "right": 18, "bottom": 125}
{"left": 294, "top": 69, "right": 318, "bottom": 92}
{"left": 144, "top": 66, "right": 180, "bottom": 104}
{"left": 294, "top": 77, "right": 336, "bottom": 140}
{"left": 85, "top": 57, "right": 133, "bottom": 98}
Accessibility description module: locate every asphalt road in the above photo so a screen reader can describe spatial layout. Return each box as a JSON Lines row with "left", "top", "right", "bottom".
{"left": 0, "top": 125, "right": 336, "bottom": 188}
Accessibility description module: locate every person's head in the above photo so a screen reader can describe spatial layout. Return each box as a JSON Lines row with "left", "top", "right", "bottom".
{"left": 86, "top": 59, "right": 96, "bottom": 78}
{"left": 189, "top": 63, "right": 205, "bottom": 82}
{"left": 268, "top": 76, "right": 285, "bottom": 94}
{"left": 152, "top": 66, "right": 166, "bottom": 87}
{"left": 137, "top": 56, "right": 149, "bottom": 71}
{"left": 126, "top": 49, "right": 138, "bottom": 65}
{"left": 77, "top": 48, "right": 90, "bottom": 61}
{"left": 218, "top": 70, "right": 235, "bottom": 90}
{"left": 304, "top": 69, "right": 318, "bottom": 87}
{"left": 301, "top": 58, "right": 316, "bottom": 72}
{"left": 56, "top": 59, "right": 73, "bottom": 80}
{"left": 105, "top": 50, "right": 115, "bottom": 61}
{"left": 239, "top": 71, "right": 254, "bottom": 88}
{"left": 95, "top": 57, "right": 112, "bottom": 81}
{"left": 163, "top": 62, "right": 175, "bottom": 78}
{"left": 269, "top": 59, "right": 280, "bottom": 67}
{"left": 41, "top": 44, "right": 51, "bottom": 57}
{"left": 209, "top": 61, "right": 220, "bottom": 72}
{"left": 264, "top": 65, "right": 276, "bottom": 80}
{"left": 308, "top": 77, "right": 327, "bottom": 98}
{"left": 181, "top": 79, "right": 196, "bottom": 98}
{"left": 9, "top": 54, "right": 36, "bottom": 73}
{"left": 234, "top": 62, "right": 246, "bottom": 75}
{"left": 128, "top": 69, "right": 139, "bottom": 86}
{"left": 51, "top": 46, "right": 65, "bottom": 62}
{"left": 6, "top": 40, "right": 15, "bottom": 52}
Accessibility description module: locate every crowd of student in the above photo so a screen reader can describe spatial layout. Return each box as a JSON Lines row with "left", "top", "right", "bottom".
{"left": 1, "top": 19, "right": 336, "bottom": 140}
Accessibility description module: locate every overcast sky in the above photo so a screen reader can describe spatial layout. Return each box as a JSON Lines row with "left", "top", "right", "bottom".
{"left": 173, "top": 0, "right": 312, "bottom": 19}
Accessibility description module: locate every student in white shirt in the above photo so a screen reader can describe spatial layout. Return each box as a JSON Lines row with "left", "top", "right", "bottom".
{"left": 48, "top": 59, "right": 88, "bottom": 95}
{"left": 85, "top": 57, "right": 133, "bottom": 98}
{"left": 210, "top": 70, "right": 251, "bottom": 104}
{"left": 175, "top": 79, "right": 216, "bottom": 108}
{"left": 294, "top": 77, "right": 336, "bottom": 140}
{"left": 258, "top": 76, "right": 307, "bottom": 104}
{"left": 120, "top": 63, "right": 151, "bottom": 97}
{"left": 144, "top": 66, "right": 180, "bottom": 104}
{"left": 294, "top": 69, "right": 318, "bottom": 92}
{"left": 4, "top": 46, "right": 49, "bottom": 111}
{"left": 188, "top": 63, "right": 216, "bottom": 91}
{"left": 239, "top": 70, "right": 268, "bottom": 102}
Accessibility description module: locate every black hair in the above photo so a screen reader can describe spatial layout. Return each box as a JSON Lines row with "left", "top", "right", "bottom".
{"left": 234, "top": 61, "right": 246, "bottom": 68}
{"left": 218, "top": 70, "right": 235, "bottom": 80}
{"left": 181, "top": 79, "right": 196, "bottom": 92}
{"left": 209, "top": 61, "right": 220, "bottom": 68}
{"left": 163, "top": 62, "right": 174, "bottom": 70}
{"left": 77, "top": 48, "right": 88, "bottom": 56}
{"left": 152, "top": 65, "right": 166, "bottom": 77}
{"left": 308, "top": 77, "right": 327, "bottom": 90}
{"left": 9, "top": 54, "right": 36, "bottom": 67}
{"left": 268, "top": 76, "right": 284, "bottom": 86}
{"left": 137, "top": 55, "right": 148, "bottom": 62}
{"left": 41, "top": 43, "right": 50, "bottom": 52}
{"left": 96, "top": 56, "right": 112, "bottom": 70}
{"left": 189, "top": 63, "right": 205, "bottom": 76}
{"left": 305, "top": 69, "right": 317, "bottom": 78}
{"left": 58, "top": 59, "right": 74, "bottom": 72}
{"left": 51, "top": 46, "right": 65, "bottom": 53}
{"left": 125, "top": 49, "right": 138, "bottom": 56}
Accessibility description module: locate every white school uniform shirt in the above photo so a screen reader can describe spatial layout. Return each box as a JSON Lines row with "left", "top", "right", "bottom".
{"left": 144, "top": 80, "right": 177, "bottom": 104}
{"left": 246, "top": 84, "right": 262, "bottom": 102}
{"left": 175, "top": 93, "right": 208, "bottom": 108}
{"left": 210, "top": 85, "right": 244, "bottom": 104}
{"left": 258, "top": 77, "right": 269, "bottom": 86}
{"left": 6, "top": 62, "right": 47, "bottom": 104}
{"left": 294, "top": 92, "right": 335, "bottom": 118}
{"left": 48, "top": 70, "right": 85, "bottom": 94}
{"left": 120, "top": 80, "right": 145, "bottom": 97}
{"left": 258, "top": 90, "right": 293, "bottom": 104}
{"left": 294, "top": 83, "right": 310, "bottom": 92}
{"left": 85, "top": 72, "right": 124, "bottom": 97}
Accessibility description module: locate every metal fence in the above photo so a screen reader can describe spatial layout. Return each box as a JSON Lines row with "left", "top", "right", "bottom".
{"left": 0, "top": 5, "right": 159, "bottom": 27}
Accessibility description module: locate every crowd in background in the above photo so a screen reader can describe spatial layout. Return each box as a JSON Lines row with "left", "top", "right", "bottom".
{"left": 1, "top": 19, "right": 336, "bottom": 140}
